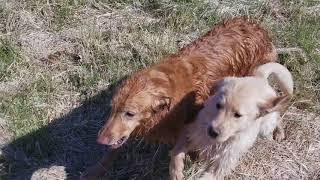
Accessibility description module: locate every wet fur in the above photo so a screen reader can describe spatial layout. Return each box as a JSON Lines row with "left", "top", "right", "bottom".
{"left": 99, "top": 17, "right": 276, "bottom": 144}
{"left": 81, "top": 17, "right": 277, "bottom": 179}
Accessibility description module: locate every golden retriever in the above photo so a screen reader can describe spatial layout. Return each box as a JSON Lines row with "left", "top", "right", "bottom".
{"left": 81, "top": 17, "right": 277, "bottom": 179}
{"left": 169, "top": 62, "right": 293, "bottom": 180}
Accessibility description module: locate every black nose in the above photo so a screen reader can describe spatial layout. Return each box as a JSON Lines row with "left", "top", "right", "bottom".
{"left": 207, "top": 125, "right": 219, "bottom": 138}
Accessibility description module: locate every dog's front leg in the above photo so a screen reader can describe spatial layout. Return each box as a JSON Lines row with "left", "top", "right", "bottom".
{"left": 259, "top": 112, "right": 285, "bottom": 141}
{"left": 170, "top": 131, "right": 189, "bottom": 180}
{"left": 170, "top": 150, "right": 186, "bottom": 180}
{"left": 80, "top": 148, "right": 119, "bottom": 180}
{"left": 273, "top": 121, "right": 285, "bottom": 142}
{"left": 259, "top": 112, "right": 279, "bottom": 140}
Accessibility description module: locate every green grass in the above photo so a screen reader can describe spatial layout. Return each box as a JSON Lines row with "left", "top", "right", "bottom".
{"left": 0, "top": 0, "right": 319, "bottom": 179}
{"left": 269, "top": 3, "right": 320, "bottom": 110}
{"left": 0, "top": 40, "right": 19, "bottom": 81}
{"left": 296, "top": 18, "right": 320, "bottom": 63}
{"left": 0, "top": 74, "right": 59, "bottom": 164}
{"left": 2, "top": 73, "right": 58, "bottom": 132}
{"left": 55, "top": 5, "right": 73, "bottom": 28}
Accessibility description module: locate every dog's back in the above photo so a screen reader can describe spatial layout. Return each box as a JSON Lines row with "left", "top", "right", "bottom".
{"left": 181, "top": 17, "right": 275, "bottom": 64}
{"left": 179, "top": 17, "right": 277, "bottom": 104}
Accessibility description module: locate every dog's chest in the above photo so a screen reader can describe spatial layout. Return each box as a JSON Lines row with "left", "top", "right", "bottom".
{"left": 187, "top": 126, "right": 219, "bottom": 160}
{"left": 186, "top": 121, "right": 263, "bottom": 161}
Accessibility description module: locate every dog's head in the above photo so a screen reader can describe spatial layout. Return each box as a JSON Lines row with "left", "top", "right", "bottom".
{"left": 199, "top": 77, "right": 290, "bottom": 143}
{"left": 97, "top": 71, "right": 171, "bottom": 148}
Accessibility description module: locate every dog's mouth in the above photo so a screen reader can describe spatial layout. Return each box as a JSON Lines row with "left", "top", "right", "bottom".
{"left": 109, "top": 136, "right": 128, "bottom": 149}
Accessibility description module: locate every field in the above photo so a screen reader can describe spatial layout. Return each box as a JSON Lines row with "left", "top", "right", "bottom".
{"left": 0, "top": 0, "right": 319, "bottom": 179}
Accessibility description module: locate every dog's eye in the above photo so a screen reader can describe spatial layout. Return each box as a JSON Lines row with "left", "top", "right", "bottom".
{"left": 234, "top": 112, "right": 242, "bottom": 118}
{"left": 125, "top": 111, "right": 135, "bottom": 118}
{"left": 216, "top": 103, "right": 222, "bottom": 109}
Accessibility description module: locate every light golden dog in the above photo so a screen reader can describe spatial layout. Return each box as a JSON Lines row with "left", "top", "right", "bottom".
{"left": 81, "top": 17, "right": 277, "bottom": 179}
{"left": 170, "top": 62, "right": 293, "bottom": 180}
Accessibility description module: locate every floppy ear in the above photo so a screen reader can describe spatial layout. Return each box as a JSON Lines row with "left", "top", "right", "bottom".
{"left": 149, "top": 80, "right": 171, "bottom": 112}
{"left": 210, "top": 79, "right": 226, "bottom": 95}
{"left": 204, "top": 96, "right": 214, "bottom": 107}
{"left": 203, "top": 79, "right": 227, "bottom": 107}
{"left": 259, "top": 95, "right": 291, "bottom": 116}
{"left": 151, "top": 96, "right": 171, "bottom": 113}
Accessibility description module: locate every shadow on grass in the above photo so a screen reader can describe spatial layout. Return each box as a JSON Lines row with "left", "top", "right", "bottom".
{"left": 2, "top": 77, "right": 171, "bottom": 180}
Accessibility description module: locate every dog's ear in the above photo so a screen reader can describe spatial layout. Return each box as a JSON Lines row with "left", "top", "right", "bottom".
{"left": 149, "top": 78, "right": 171, "bottom": 112}
{"left": 204, "top": 79, "right": 227, "bottom": 107}
{"left": 210, "top": 79, "right": 225, "bottom": 95}
{"left": 259, "top": 95, "right": 291, "bottom": 116}
{"left": 151, "top": 96, "right": 171, "bottom": 112}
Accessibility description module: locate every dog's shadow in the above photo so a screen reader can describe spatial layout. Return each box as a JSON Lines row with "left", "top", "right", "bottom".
{"left": 2, "top": 78, "right": 171, "bottom": 180}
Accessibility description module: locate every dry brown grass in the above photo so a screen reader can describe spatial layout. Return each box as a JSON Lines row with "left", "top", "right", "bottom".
{"left": 229, "top": 106, "right": 320, "bottom": 180}
{"left": 0, "top": 0, "right": 319, "bottom": 179}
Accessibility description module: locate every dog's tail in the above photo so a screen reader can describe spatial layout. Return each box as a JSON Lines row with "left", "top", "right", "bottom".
{"left": 254, "top": 62, "right": 293, "bottom": 95}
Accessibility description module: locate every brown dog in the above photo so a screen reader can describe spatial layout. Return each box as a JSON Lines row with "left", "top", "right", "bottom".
{"left": 81, "top": 17, "right": 277, "bottom": 179}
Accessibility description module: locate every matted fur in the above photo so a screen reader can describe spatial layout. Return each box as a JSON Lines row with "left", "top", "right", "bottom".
{"left": 81, "top": 17, "right": 277, "bottom": 179}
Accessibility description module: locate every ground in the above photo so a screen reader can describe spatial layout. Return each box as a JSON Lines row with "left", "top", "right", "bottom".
{"left": 0, "top": 0, "right": 319, "bottom": 180}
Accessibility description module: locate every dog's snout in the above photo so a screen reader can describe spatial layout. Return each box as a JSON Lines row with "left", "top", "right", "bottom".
{"left": 207, "top": 125, "right": 219, "bottom": 138}
{"left": 97, "top": 131, "right": 115, "bottom": 144}
{"left": 97, "top": 127, "right": 113, "bottom": 145}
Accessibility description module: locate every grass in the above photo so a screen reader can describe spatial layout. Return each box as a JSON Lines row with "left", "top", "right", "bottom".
{"left": 0, "top": 74, "right": 59, "bottom": 167}
{"left": 0, "top": 40, "right": 19, "bottom": 81}
{"left": 0, "top": 0, "right": 319, "bottom": 179}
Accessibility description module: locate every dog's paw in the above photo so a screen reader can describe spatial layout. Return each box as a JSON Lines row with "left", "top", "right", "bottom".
{"left": 170, "top": 173, "right": 184, "bottom": 180}
{"left": 169, "top": 167, "right": 184, "bottom": 180}
{"left": 273, "top": 128, "right": 285, "bottom": 142}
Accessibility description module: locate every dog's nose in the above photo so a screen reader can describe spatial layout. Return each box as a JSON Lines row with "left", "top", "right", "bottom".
{"left": 97, "top": 136, "right": 112, "bottom": 145}
{"left": 207, "top": 125, "right": 219, "bottom": 138}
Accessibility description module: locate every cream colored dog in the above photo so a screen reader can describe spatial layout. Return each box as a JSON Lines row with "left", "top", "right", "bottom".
{"left": 169, "top": 62, "right": 293, "bottom": 180}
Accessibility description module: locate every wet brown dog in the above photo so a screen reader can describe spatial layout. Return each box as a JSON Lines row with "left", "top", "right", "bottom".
{"left": 81, "top": 17, "right": 277, "bottom": 179}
